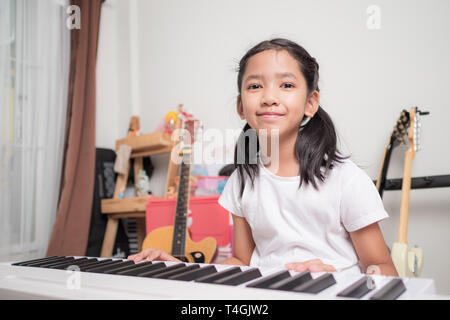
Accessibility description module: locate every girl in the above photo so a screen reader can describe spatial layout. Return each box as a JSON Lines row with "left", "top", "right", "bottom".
{"left": 129, "top": 38, "right": 398, "bottom": 276}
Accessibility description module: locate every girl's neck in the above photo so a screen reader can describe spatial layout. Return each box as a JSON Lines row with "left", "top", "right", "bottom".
{"left": 259, "top": 131, "right": 299, "bottom": 177}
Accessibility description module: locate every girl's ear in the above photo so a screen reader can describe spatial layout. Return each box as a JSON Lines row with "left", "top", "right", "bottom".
{"left": 236, "top": 96, "right": 245, "bottom": 120}
{"left": 304, "top": 90, "right": 320, "bottom": 118}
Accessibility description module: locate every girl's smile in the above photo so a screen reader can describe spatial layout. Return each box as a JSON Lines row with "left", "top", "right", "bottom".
{"left": 257, "top": 111, "right": 285, "bottom": 119}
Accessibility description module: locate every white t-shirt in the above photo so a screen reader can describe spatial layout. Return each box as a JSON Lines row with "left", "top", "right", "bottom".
{"left": 218, "top": 157, "right": 389, "bottom": 273}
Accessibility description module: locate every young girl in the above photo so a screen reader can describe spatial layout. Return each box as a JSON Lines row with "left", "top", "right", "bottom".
{"left": 129, "top": 38, "right": 398, "bottom": 277}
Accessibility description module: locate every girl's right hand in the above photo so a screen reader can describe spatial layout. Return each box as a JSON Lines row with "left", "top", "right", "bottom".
{"left": 127, "top": 247, "right": 182, "bottom": 263}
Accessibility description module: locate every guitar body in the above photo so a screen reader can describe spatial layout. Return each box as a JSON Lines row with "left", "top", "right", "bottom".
{"left": 391, "top": 242, "right": 423, "bottom": 277}
{"left": 142, "top": 226, "right": 217, "bottom": 263}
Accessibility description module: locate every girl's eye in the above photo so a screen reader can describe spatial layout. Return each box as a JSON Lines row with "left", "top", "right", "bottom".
{"left": 282, "top": 83, "right": 295, "bottom": 88}
{"left": 247, "top": 84, "right": 261, "bottom": 90}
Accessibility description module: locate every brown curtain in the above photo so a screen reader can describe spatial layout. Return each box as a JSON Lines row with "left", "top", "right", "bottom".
{"left": 46, "top": 0, "right": 103, "bottom": 257}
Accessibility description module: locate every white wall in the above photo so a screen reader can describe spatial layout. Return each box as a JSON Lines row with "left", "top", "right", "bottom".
{"left": 96, "top": 0, "right": 450, "bottom": 294}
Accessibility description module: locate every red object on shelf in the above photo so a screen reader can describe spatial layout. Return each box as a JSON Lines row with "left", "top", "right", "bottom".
{"left": 145, "top": 195, "right": 230, "bottom": 246}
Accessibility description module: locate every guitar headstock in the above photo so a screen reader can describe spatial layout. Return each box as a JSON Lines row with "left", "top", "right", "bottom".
{"left": 178, "top": 118, "right": 201, "bottom": 157}
{"left": 407, "top": 106, "right": 429, "bottom": 153}
{"left": 391, "top": 109, "right": 410, "bottom": 145}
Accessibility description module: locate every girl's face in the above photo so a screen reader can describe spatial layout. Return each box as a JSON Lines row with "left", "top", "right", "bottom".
{"left": 237, "top": 49, "right": 319, "bottom": 140}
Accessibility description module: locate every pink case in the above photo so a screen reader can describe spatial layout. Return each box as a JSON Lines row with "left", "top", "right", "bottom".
{"left": 145, "top": 195, "right": 230, "bottom": 246}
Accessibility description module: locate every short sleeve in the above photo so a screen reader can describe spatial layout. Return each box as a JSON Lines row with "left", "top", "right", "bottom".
{"left": 218, "top": 169, "right": 244, "bottom": 217}
{"left": 340, "top": 168, "right": 389, "bottom": 232}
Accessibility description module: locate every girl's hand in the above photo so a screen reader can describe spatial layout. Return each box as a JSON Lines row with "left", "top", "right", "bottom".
{"left": 127, "top": 247, "right": 182, "bottom": 263}
{"left": 285, "top": 259, "right": 337, "bottom": 273}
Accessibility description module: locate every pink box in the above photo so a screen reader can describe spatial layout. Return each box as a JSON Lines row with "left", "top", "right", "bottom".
{"left": 145, "top": 195, "right": 230, "bottom": 246}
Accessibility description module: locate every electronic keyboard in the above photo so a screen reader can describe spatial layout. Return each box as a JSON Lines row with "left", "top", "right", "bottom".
{"left": 0, "top": 256, "right": 444, "bottom": 300}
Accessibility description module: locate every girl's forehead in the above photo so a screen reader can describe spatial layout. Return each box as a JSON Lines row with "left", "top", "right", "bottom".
{"left": 244, "top": 49, "right": 303, "bottom": 79}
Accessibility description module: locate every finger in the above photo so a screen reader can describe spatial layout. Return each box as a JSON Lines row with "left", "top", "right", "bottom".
{"left": 285, "top": 259, "right": 322, "bottom": 272}
{"left": 308, "top": 263, "right": 336, "bottom": 273}
{"left": 134, "top": 252, "right": 144, "bottom": 262}
{"left": 285, "top": 263, "right": 307, "bottom": 273}
{"left": 300, "top": 259, "right": 323, "bottom": 268}
{"left": 135, "top": 248, "right": 154, "bottom": 262}
{"left": 144, "top": 250, "right": 157, "bottom": 261}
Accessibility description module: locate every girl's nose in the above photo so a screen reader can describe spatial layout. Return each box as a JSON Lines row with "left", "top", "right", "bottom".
{"left": 261, "top": 89, "right": 279, "bottom": 107}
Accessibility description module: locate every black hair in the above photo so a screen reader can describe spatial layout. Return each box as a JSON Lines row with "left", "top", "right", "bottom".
{"left": 234, "top": 38, "right": 348, "bottom": 197}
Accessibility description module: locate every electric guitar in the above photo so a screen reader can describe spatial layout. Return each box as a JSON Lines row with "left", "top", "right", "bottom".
{"left": 376, "top": 110, "right": 410, "bottom": 198}
{"left": 142, "top": 119, "right": 217, "bottom": 263}
{"left": 391, "top": 107, "right": 429, "bottom": 277}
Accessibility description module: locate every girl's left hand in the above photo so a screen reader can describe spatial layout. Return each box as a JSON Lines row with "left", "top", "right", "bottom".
{"left": 285, "top": 259, "right": 337, "bottom": 273}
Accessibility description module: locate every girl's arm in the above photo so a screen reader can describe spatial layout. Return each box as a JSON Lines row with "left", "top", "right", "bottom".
{"left": 349, "top": 222, "right": 398, "bottom": 276}
{"left": 217, "top": 214, "right": 255, "bottom": 266}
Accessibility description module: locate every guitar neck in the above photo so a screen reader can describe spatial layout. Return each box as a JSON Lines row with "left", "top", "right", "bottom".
{"left": 376, "top": 139, "right": 396, "bottom": 198}
{"left": 171, "top": 155, "right": 191, "bottom": 257}
{"left": 398, "top": 150, "right": 415, "bottom": 243}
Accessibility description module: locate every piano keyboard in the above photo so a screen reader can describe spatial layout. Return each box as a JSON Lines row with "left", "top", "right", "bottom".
{"left": 0, "top": 256, "right": 440, "bottom": 300}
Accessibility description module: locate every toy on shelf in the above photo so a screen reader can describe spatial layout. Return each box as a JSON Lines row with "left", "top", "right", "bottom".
{"left": 155, "top": 110, "right": 178, "bottom": 135}
{"left": 155, "top": 105, "right": 195, "bottom": 135}
{"left": 135, "top": 169, "right": 152, "bottom": 196}
{"left": 128, "top": 116, "right": 141, "bottom": 137}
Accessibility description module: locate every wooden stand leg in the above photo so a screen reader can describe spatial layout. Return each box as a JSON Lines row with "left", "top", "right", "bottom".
{"left": 100, "top": 217, "right": 119, "bottom": 258}
{"left": 136, "top": 218, "right": 146, "bottom": 252}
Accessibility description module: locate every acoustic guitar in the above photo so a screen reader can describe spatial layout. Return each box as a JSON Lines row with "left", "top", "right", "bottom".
{"left": 375, "top": 110, "right": 410, "bottom": 198}
{"left": 391, "top": 107, "right": 429, "bottom": 277}
{"left": 142, "top": 119, "right": 217, "bottom": 263}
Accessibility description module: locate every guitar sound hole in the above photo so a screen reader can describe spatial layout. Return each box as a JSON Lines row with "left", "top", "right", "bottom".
{"left": 190, "top": 251, "right": 205, "bottom": 263}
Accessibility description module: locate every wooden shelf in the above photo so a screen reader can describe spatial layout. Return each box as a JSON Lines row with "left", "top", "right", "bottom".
{"left": 115, "top": 131, "right": 174, "bottom": 158}
{"left": 101, "top": 196, "right": 151, "bottom": 214}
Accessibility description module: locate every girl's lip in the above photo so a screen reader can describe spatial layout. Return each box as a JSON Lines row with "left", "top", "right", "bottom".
{"left": 258, "top": 113, "right": 284, "bottom": 118}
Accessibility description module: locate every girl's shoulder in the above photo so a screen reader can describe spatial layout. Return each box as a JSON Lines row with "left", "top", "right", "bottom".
{"left": 327, "top": 157, "right": 369, "bottom": 187}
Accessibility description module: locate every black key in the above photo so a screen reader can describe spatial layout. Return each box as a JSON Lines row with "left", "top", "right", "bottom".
{"left": 370, "top": 279, "right": 406, "bottom": 300}
{"left": 85, "top": 260, "right": 132, "bottom": 273}
{"left": 79, "top": 259, "right": 113, "bottom": 271}
{"left": 22, "top": 256, "right": 70, "bottom": 267}
{"left": 87, "top": 260, "right": 135, "bottom": 274}
{"left": 246, "top": 270, "right": 291, "bottom": 289}
{"left": 138, "top": 263, "right": 186, "bottom": 277}
{"left": 214, "top": 268, "right": 262, "bottom": 286}
{"left": 73, "top": 259, "right": 107, "bottom": 270}
{"left": 337, "top": 276, "right": 375, "bottom": 299}
{"left": 104, "top": 262, "right": 152, "bottom": 275}
{"left": 293, "top": 273, "right": 337, "bottom": 294}
{"left": 268, "top": 271, "right": 312, "bottom": 291}
{"left": 170, "top": 265, "right": 217, "bottom": 281}
{"left": 33, "top": 257, "right": 76, "bottom": 268}
{"left": 153, "top": 265, "right": 200, "bottom": 279}
{"left": 195, "top": 267, "right": 241, "bottom": 284}
{"left": 50, "top": 258, "right": 93, "bottom": 269}
{"left": 117, "top": 262, "right": 165, "bottom": 276}
{"left": 12, "top": 256, "right": 61, "bottom": 266}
